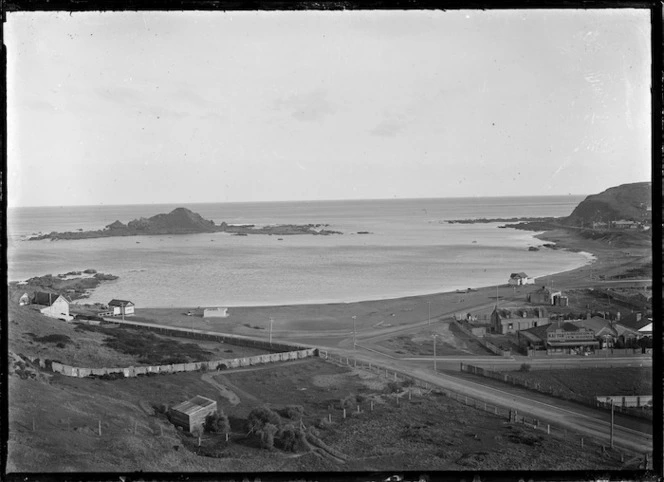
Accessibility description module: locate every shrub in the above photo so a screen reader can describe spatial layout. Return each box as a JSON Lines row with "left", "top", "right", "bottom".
{"left": 205, "top": 411, "right": 230, "bottom": 434}
{"left": 275, "top": 424, "right": 307, "bottom": 452}
{"left": 402, "top": 378, "right": 415, "bottom": 387}
{"left": 386, "top": 381, "right": 402, "bottom": 393}
{"left": 519, "top": 363, "right": 531, "bottom": 372}
{"left": 246, "top": 407, "right": 281, "bottom": 435}
{"left": 257, "top": 423, "right": 278, "bottom": 449}
{"left": 339, "top": 395, "right": 355, "bottom": 409}
{"left": 278, "top": 405, "right": 304, "bottom": 420}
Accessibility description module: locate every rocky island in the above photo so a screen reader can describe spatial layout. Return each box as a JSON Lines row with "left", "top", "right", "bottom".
{"left": 28, "top": 207, "right": 342, "bottom": 240}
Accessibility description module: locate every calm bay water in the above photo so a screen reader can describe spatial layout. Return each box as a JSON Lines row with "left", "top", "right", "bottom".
{"left": 8, "top": 196, "right": 591, "bottom": 307}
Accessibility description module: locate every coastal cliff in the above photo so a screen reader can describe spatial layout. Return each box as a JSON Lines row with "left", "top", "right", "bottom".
{"left": 563, "top": 182, "right": 651, "bottom": 226}
{"left": 29, "top": 207, "right": 341, "bottom": 240}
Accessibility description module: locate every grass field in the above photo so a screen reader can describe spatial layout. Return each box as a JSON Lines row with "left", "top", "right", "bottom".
{"left": 500, "top": 367, "right": 653, "bottom": 399}
{"left": 8, "top": 356, "right": 627, "bottom": 472}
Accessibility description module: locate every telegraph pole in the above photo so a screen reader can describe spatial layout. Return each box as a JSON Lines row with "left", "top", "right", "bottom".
{"left": 610, "top": 400, "right": 614, "bottom": 448}
{"left": 432, "top": 334, "right": 438, "bottom": 371}
{"left": 269, "top": 317, "right": 274, "bottom": 345}
{"left": 352, "top": 316, "right": 357, "bottom": 350}
{"left": 428, "top": 302, "right": 431, "bottom": 326}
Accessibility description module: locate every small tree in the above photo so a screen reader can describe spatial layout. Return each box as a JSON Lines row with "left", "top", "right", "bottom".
{"left": 205, "top": 410, "right": 230, "bottom": 434}
{"left": 275, "top": 423, "right": 307, "bottom": 452}
{"left": 257, "top": 422, "right": 278, "bottom": 449}
{"left": 246, "top": 407, "right": 281, "bottom": 435}
{"left": 519, "top": 363, "right": 531, "bottom": 372}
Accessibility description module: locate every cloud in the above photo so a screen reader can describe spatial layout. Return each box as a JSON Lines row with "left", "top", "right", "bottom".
{"left": 369, "top": 116, "right": 408, "bottom": 137}
{"left": 274, "top": 89, "right": 334, "bottom": 122}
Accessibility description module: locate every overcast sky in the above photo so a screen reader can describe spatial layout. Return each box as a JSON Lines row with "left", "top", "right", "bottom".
{"left": 7, "top": 9, "right": 652, "bottom": 207}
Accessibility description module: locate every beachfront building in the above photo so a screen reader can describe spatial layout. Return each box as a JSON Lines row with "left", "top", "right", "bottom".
{"left": 204, "top": 307, "right": 229, "bottom": 318}
{"left": 169, "top": 396, "right": 217, "bottom": 433}
{"left": 33, "top": 291, "right": 73, "bottom": 321}
{"left": 612, "top": 220, "right": 638, "bottom": 229}
{"left": 508, "top": 272, "right": 535, "bottom": 286}
{"left": 18, "top": 292, "right": 30, "bottom": 306}
{"left": 490, "top": 307, "right": 547, "bottom": 335}
{"left": 518, "top": 321, "right": 599, "bottom": 355}
{"left": 108, "top": 299, "right": 135, "bottom": 317}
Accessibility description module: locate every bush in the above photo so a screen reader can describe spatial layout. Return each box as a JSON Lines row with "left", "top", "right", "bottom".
{"left": 257, "top": 423, "right": 278, "bottom": 449}
{"left": 519, "top": 363, "right": 531, "bottom": 372}
{"left": 246, "top": 407, "right": 281, "bottom": 435}
{"left": 386, "top": 381, "right": 402, "bottom": 393}
{"left": 402, "top": 378, "right": 415, "bottom": 387}
{"left": 205, "top": 411, "right": 230, "bottom": 434}
{"left": 339, "top": 395, "right": 355, "bottom": 409}
{"left": 275, "top": 424, "right": 307, "bottom": 452}
{"left": 278, "top": 405, "right": 304, "bottom": 420}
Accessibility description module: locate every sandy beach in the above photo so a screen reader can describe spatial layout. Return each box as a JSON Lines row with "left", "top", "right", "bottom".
{"left": 136, "top": 227, "right": 651, "bottom": 346}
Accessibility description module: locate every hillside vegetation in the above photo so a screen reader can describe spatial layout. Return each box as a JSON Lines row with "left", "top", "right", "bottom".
{"left": 564, "top": 182, "right": 651, "bottom": 226}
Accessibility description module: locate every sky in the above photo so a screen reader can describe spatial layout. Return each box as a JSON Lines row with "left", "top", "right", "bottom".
{"left": 6, "top": 9, "right": 652, "bottom": 207}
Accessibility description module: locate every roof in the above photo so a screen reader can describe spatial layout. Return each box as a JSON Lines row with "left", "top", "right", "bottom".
{"left": 32, "top": 291, "right": 69, "bottom": 306}
{"left": 560, "top": 322, "right": 580, "bottom": 332}
{"left": 618, "top": 313, "right": 650, "bottom": 331}
{"left": 171, "top": 396, "right": 216, "bottom": 416}
{"left": 108, "top": 299, "right": 134, "bottom": 306}
{"left": 510, "top": 272, "right": 529, "bottom": 279}
{"left": 521, "top": 323, "right": 553, "bottom": 341}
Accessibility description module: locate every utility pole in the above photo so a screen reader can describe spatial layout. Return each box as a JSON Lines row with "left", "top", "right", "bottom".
{"left": 428, "top": 302, "right": 431, "bottom": 326}
{"left": 269, "top": 317, "right": 274, "bottom": 345}
{"left": 352, "top": 316, "right": 357, "bottom": 350}
{"left": 432, "top": 334, "right": 438, "bottom": 372}
{"left": 610, "top": 400, "right": 614, "bottom": 448}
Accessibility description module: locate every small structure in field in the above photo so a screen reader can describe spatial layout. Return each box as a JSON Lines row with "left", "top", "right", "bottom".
{"left": 32, "top": 291, "right": 73, "bottom": 321}
{"left": 18, "top": 293, "right": 30, "bottom": 306}
{"left": 169, "top": 395, "right": 217, "bottom": 432}
{"left": 508, "top": 272, "right": 535, "bottom": 286}
{"left": 107, "top": 299, "right": 135, "bottom": 317}
{"left": 204, "top": 307, "right": 229, "bottom": 318}
{"left": 527, "top": 286, "right": 562, "bottom": 305}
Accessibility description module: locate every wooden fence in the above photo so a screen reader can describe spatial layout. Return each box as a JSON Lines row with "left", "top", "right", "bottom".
{"left": 31, "top": 348, "right": 317, "bottom": 379}
{"left": 460, "top": 363, "right": 653, "bottom": 421}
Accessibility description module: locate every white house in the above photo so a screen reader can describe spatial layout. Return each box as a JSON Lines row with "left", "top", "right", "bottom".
{"left": 508, "top": 272, "right": 535, "bottom": 286}
{"left": 18, "top": 293, "right": 30, "bottom": 306}
{"left": 108, "top": 299, "right": 135, "bottom": 317}
{"left": 203, "top": 307, "right": 229, "bottom": 318}
{"left": 33, "top": 292, "right": 73, "bottom": 321}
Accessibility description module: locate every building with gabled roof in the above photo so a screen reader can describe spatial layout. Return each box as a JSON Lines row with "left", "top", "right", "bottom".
{"left": 33, "top": 291, "right": 73, "bottom": 321}
{"left": 108, "top": 299, "right": 135, "bottom": 317}
{"left": 169, "top": 395, "right": 217, "bottom": 432}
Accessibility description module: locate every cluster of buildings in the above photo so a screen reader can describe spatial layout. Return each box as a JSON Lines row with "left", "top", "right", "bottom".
{"left": 490, "top": 306, "right": 652, "bottom": 355}
{"left": 19, "top": 291, "right": 136, "bottom": 321}
{"left": 591, "top": 219, "right": 649, "bottom": 231}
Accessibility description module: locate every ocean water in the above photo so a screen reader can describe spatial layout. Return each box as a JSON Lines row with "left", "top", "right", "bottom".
{"left": 7, "top": 196, "right": 592, "bottom": 307}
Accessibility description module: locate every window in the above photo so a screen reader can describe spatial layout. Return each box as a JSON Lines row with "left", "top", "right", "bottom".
{"left": 533, "top": 321, "right": 538, "bottom": 327}
{"left": 508, "top": 323, "right": 513, "bottom": 329}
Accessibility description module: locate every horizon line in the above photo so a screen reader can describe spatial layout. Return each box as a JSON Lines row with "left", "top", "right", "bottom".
{"left": 6, "top": 192, "right": 594, "bottom": 209}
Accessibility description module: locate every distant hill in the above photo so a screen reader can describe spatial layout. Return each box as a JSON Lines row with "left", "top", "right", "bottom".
{"left": 564, "top": 182, "right": 651, "bottom": 226}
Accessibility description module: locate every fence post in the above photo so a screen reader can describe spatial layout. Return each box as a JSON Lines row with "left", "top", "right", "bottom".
{"left": 394, "top": 372, "right": 397, "bottom": 381}
{"left": 408, "top": 390, "right": 412, "bottom": 401}
{"left": 370, "top": 400, "right": 374, "bottom": 411}
{"left": 98, "top": 420, "right": 102, "bottom": 437}
{"left": 357, "top": 405, "right": 361, "bottom": 414}
{"left": 547, "top": 424, "right": 550, "bottom": 435}
{"left": 343, "top": 408, "right": 346, "bottom": 419}
{"left": 328, "top": 413, "right": 332, "bottom": 423}
{"left": 581, "top": 438, "right": 584, "bottom": 448}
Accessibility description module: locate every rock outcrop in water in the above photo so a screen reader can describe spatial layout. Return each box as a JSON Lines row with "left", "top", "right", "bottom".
{"left": 29, "top": 207, "right": 342, "bottom": 240}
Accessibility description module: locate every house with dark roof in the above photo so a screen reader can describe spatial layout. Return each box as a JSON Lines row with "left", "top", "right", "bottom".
{"left": 508, "top": 272, "right": 535, "bottom": 286}
{"left": 518, "top": 320, "right": 599, "bottom": 354}
{"left": 107, "top": 299, "right": 135, "bottom": 317}
{"left": 527, "top": 286, "right": 564, "bottom": 305}
{"left": 32, "top": 291, "right": 73, "bottom": 321}
{"left": 490, "top": 307, "right": 547, "bottom": 334}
